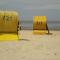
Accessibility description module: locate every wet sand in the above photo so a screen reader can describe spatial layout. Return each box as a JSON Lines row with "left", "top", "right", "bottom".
{"left": 0, "top": 30, "right": 60, "bottom": 60}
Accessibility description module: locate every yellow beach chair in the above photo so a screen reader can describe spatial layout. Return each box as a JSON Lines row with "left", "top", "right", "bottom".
{"left": 33, "top": 16, "right": 49, "bottom": 35}
{"left": 0, "top": 11, "right": 20, "bottom": 41}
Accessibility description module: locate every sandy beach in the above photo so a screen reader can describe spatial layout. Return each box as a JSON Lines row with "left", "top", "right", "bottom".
{"left": 0, "top": 30, "right": 60, "bottom": 60}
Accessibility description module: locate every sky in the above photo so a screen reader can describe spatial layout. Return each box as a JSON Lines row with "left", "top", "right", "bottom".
{"left": 0, "top": 0, "right": 60, "bottom": 21}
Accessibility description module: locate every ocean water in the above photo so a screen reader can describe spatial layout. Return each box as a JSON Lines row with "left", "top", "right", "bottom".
{"left": 20, "top": 21, "right": 60, "bottom": 30}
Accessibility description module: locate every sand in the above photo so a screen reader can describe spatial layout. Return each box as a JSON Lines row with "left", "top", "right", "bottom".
{"left": 0, "top": 30, "right": 60, "bottom": 60}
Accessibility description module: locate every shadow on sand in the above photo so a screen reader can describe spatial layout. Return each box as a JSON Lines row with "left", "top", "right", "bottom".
{"left": 19, "top": 39, "right": 29, "bottom": 41}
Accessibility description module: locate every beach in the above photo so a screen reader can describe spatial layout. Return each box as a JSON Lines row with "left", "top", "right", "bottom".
{"left": 0, "top": 30, "right": 60, "bottom": 60}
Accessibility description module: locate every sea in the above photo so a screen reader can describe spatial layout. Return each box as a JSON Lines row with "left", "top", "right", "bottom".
{"left": 20, "top": 21, "right": 60, "bottom": 30}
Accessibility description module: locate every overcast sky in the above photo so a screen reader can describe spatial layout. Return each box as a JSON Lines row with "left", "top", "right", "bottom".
{"left": 0, "top": 0, "right": 60, "bottom": 21}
